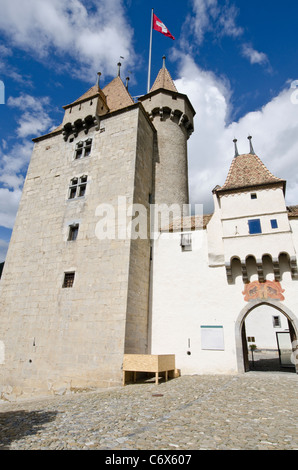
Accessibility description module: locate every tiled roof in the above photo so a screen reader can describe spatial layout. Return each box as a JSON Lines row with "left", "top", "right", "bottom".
{"left": 65, "top": 84, "right": 106, "bottom": 108}
{"left": 161, "top": 214, "right": 213, "bottom": 232}
{"left": 102, "top": 76, "right": 134, "bottom": 112}
{"left": 287, "top": 205, "right": 298, "bottom": 218}
{"left": 217, "top": 153, "right": 285, "bottom": 192}
{"left": 64, "top": 77, "right": 134, "bottom": 112}
{"left": 41, "top": 77, "right": 135, "bottom": 139}
{"left": 150, "top": 67, "right": 178, "bottom": 93}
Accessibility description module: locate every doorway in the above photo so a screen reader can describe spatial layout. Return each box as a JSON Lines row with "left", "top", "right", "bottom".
{"left": 237, "top": 301, "right": 298, "bottom": 373}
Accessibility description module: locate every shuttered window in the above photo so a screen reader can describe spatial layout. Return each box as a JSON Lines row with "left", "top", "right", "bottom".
{"left": 248, "top": 219, "right": 262, "bottom": 234}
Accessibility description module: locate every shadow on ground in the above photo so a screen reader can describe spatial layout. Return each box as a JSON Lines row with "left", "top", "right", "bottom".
{"left": 249, "top": 357, "right": 296, "bottom": 373}
{"left": 0, "top": 410, "right": 58, "bottom": 450}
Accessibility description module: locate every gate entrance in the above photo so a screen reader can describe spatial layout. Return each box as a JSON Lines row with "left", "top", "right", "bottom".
{"left": 236, "top": 301, "right": 298, "bottom": 373}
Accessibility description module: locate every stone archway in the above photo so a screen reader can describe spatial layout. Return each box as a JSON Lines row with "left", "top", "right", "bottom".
{"left": 235, "top": 300, "right": 298, "bottom": 373}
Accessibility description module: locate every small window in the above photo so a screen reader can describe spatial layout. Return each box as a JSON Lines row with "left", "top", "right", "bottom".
{"left": 248, "top": 219, "right": 262, "bottom": 234}
{"left": 271, "top": 219, "right": 278, "bottom": 229}
{"left": 78, "top": 175, "right": 87, "bottom": 197}
{"left": 68, "top": 224, "right": 79, "bottom": 241}
{"left": 74, "top": 139, "right": 92, "bottom": 159}
{"left": 69, "top": 178, "right": 78, "bottom": 199}
{"left": 84, "top": 139, "right": 92, "bottom": 157}
{"left": 68, "top": 176, "right": 88, "bottom": 199}
{"left": 273, "top": 316, "right": 281, "bottom": 328}
{"left": 63, "top": 272, "right": 75, "bottom": 288}
{"left": 75, "top": 145, "right": 83, "bottom": 159}
{"left": 181, "top": 233, "right": 192, "bottom": 251}
{"left": 247, "top": 337, "right": 255, "bottom": 343}
{"left": 251, "top": 193, "right": 257, "bottom": 200}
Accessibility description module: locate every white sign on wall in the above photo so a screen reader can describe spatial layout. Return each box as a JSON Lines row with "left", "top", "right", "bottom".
{"left": 201, "top": 326, "right": 225, "bottom": 350}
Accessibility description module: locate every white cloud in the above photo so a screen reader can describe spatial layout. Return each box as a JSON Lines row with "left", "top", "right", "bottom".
{"left": 175, "top": 56, "right": 298, "bottom": 214}
{"left": 183, "top": 0, "right": 243, "bottom": 49}
{"left": 0, "top": 187, "right": 22, "bottom": 230}
{"left": 0, "top": 139, "right": 33, "bottom": 231}
{"left": 0, "top": 44, "right": 12, "bottom": 57}
{"left": 0, "top": 0, "right": 135, "bottom": 81}
{"left": 0, "top": 93, "right": 53, "bottom": 235}
{"left": 8, "top": 93, "right": 54, "bottom": 138}
{"left": 0, "top": 140, "right": 33, "bottom": 189}
{"left": 241, "top": 44, "right": 269, "bottom": 66}
{"left": 183, "top": 1, "right": 271, "bottom": 73}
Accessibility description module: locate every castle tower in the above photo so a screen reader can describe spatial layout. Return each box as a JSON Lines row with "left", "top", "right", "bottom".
{"left": 0, "top": 60, "right": 196, "bottom": 399}
{"left": 210, "top": 137, "right": 298, "bottom": 283}
{"left": 0, "top": 70, "right": 156, "bottom": 398}
{"left": 139, "top": 57, "right": 195, "bottom": 223}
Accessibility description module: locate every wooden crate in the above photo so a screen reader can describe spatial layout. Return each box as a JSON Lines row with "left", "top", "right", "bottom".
{"left": 122, "top": 354, "right": 175, "bottom": 385}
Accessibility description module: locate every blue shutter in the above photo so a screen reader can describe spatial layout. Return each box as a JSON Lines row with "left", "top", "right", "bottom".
{"left": 248, "top": 219, "right": 262, "bottom": 234}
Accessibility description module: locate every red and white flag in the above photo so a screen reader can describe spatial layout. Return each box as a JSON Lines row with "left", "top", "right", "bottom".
{"left": 153, "top": 13, "right": 175, "bottom": 40}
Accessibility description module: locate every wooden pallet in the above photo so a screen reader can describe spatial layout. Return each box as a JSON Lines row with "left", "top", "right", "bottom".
{"left": 123, "top": 354, "right": 176, "bottom": 385}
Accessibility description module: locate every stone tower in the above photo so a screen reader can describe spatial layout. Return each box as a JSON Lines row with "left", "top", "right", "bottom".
{"left": 0, "top": 62, "right": 195, "bottom": 399}
{"left": 139, "top": 57, "right": 195, "bottom": 222}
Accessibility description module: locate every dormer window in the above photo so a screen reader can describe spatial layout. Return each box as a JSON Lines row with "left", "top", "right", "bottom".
{"left": 74, "top": 138, "right": 93, "bottom": 159}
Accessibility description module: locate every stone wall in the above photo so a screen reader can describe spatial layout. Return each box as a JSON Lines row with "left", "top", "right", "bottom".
{"left": 0, "top": 104, "right": 154, "bottom": 399}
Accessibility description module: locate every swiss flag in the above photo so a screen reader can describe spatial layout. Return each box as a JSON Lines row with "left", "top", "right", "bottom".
{"left": 153, "top": 13, "right": 175, "bottom": 40}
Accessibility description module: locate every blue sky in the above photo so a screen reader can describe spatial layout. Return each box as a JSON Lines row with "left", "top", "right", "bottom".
{"left": 0, "top": 0, "right": 298, "bottom": 261}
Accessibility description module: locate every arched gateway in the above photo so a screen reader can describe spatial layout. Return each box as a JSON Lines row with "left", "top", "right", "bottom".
{"left": 235, "top": 300, "right": 298, "bottom": 373}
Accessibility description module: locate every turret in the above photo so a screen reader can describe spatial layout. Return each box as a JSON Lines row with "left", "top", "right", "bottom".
{"left": 211, "top": 136, "right": 298, "bottom": 283}
{"left": 139, "top": 57, "right": 195, "bottom": 220}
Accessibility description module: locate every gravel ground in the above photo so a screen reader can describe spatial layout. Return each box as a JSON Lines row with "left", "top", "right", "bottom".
{"left": 0, "top": 371, "right": 297, "bottom": 451}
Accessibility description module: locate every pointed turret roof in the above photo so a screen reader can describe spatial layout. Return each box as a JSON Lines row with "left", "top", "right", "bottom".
{"left": 63, "top": 76, "right": 134, "bottom": 113}
{"left": 64, "top": 84, "right": 107, "bottom": 109}
{"left": 150, "top": 56, "right": 178, "bottom": 93}
{"left": 102, "top": 76, "right": 134, "bottom": 112}
{"left": 34, "top": 73, "right": 136, "bottom": 142}
{"left": 216, "top": 152, "right": 286, "bottom": 193}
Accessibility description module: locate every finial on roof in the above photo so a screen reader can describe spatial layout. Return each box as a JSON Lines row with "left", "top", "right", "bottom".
{"left": 233, "top": 138, "right": 239, "bottom": 158}
{"left": 162, "top": 55, "right": 166, "bottom": 69}
{"left": 125, "top": 76, "right": 130, "bottom": 90}
{"left": 248, "top": 135, "right": 255, "bottom": 155}
{"left": 96, "top": 72, "right": 101, "bottom": 87}
{"left": 117, "top": 62, "right": 121, "bottom": 77}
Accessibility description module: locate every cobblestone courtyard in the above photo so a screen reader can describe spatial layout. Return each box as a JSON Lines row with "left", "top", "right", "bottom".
{"left": 0, "top": 372, "right": 297, "bottom": 450}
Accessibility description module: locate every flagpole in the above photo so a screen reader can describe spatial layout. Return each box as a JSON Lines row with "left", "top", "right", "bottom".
{"left": 147, "top": 8, "right": 153, "bottom": 94}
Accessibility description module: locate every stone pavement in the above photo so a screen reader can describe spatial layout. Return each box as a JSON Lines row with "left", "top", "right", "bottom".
{"left": 0, "top": 372, "right": 297, "bottom": 451}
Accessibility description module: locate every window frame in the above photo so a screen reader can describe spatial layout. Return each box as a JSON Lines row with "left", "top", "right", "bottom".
{"left": 68, "top": 224, "right": 79, "bottom": 241}
{"left": 181, "top": 233, "right": 192, "bottom": 251}
{"left": 74, "top": 138, "right": 93, "bottom": 160}
{"left": 62, "top": 272, "right": 75, "bottom": 288}
{"left": 272, "top": 315, "right": 281, "bottom": 328}
{"left": 68, "top": 175, "right": 88, "bottom": 200}
{"left": 248, "top": 218, "right": 262, "bottom": 235}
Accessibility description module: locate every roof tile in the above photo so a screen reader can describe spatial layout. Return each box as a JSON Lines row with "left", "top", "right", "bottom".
{"left": 217, "top": 153, "right": 285, "bottom": 192}
{"left": 150, "top": 67, "right": 178, "bottom": 93}
{"left": 102, "top": 76, "right": 134, "bottom": 112}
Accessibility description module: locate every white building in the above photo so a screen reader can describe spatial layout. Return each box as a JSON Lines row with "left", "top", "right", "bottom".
{"left": 150, "top": 139, "right": 298, "bottom": 375}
